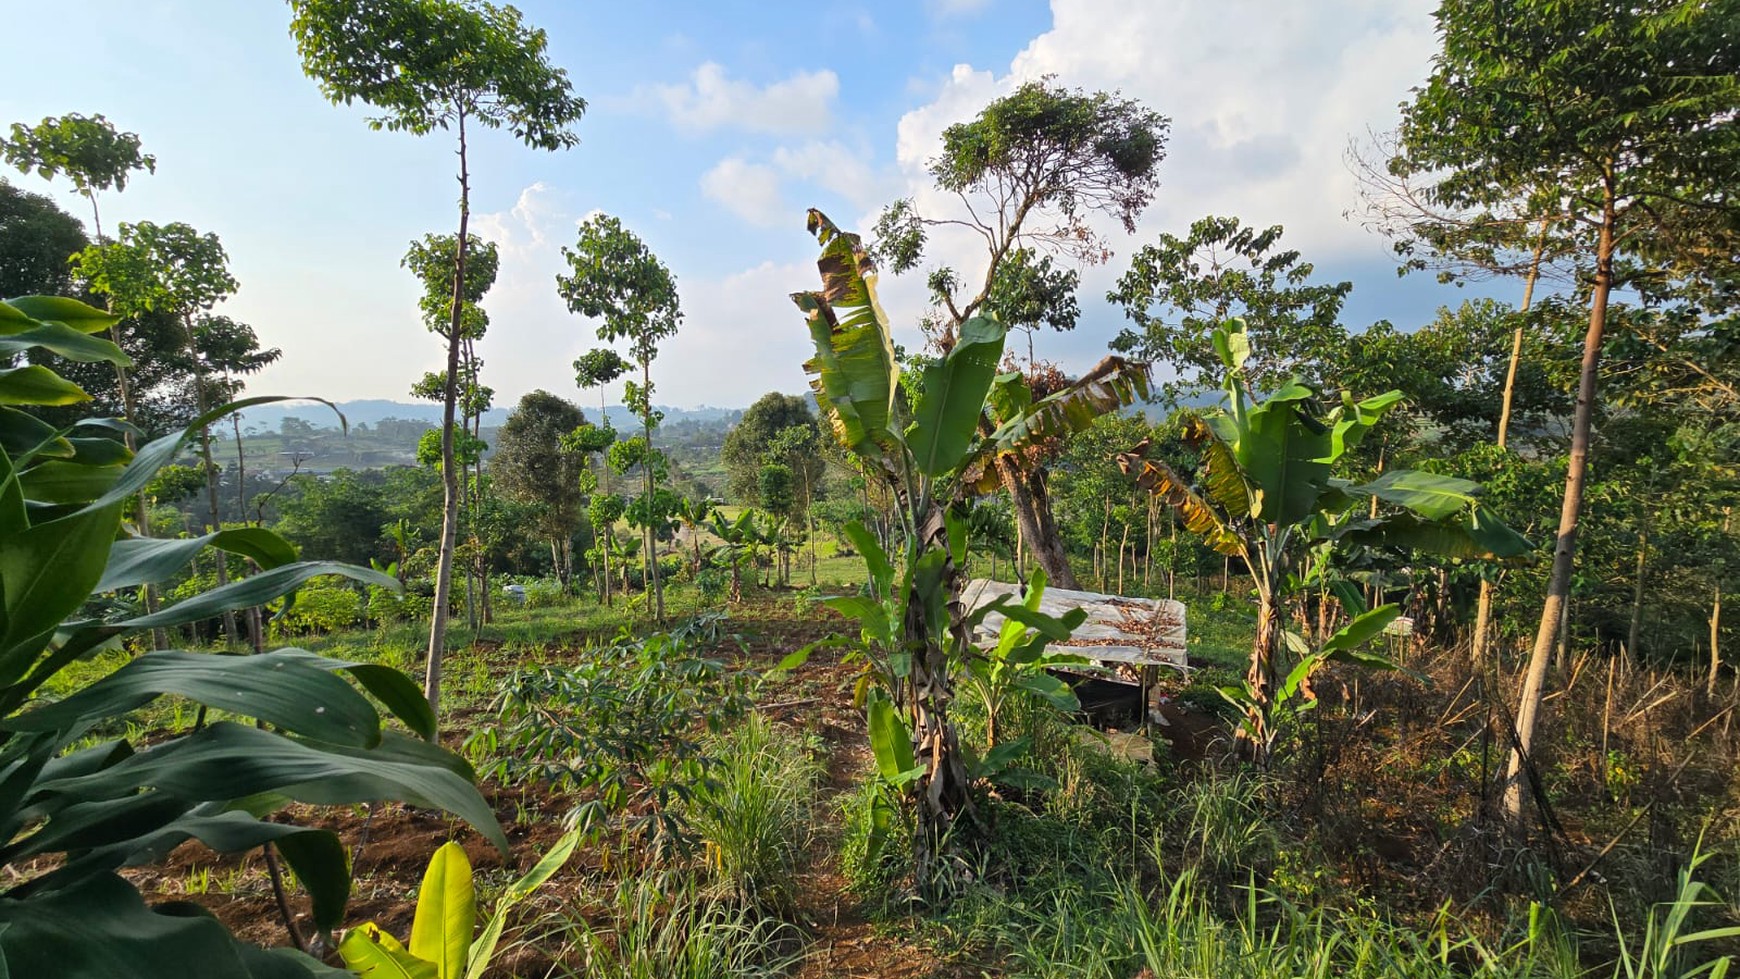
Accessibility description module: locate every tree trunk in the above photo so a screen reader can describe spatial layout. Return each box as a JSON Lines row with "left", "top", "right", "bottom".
{"left": 181, "top": 313, "right": 238, "bottom": 645}
{"left": 1711, "top": 508, "right": 1729, "bottom": 696}
{"left": 1503, "top": 186, "right": 1615, "bottom": 831}
{"left": 1709, "top": 584, "right": 1722, "bottom": 698}
{"left": 1473, "top": 217, "right": 1551, "bottom": 664}
{"left": 425, "top": 109, "right": 469, "bottom": 720}
{"left": 642, "top": 363, "right": 664, "bottom": 622}
{"left": 997, "top": 457, "right": 1078, "bottom": 589}
{"left": 1627, "top": 529, "right": 1647, "bottom": 660}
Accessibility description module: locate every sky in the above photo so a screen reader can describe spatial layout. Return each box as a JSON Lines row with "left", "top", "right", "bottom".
{"left": 0, "top": 0, "right": 1504, "bottom": 412}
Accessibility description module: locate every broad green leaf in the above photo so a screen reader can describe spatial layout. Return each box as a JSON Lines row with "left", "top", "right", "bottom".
{"left": 35, "top": 722, "right": 508, "bottom": 852}
{"left": 1320, "top": 604, "right": 1401, "bottom": 656}
{"left": 410, "top": 842, "right": 475, "bottom": 979}
{"left": 268, "top": 650, "right": 434, "bottom": 742}
{"left": 340, "top": 923, "right": 438, "bottom": 979}
{"left": 0, "top": 502, "right": 124, "bottom": 682}
{"left": 1012, "top": 671, "right": 1079, "bottom": 712}
{"left": 96, "top": 528, "right": 301, "bottom": 594}
{"left": 866, "top": 689, "right": 917, "bottom": 782}
{"left": 909, "top": 315, "right": 1005, "bottom": 477}
{"left": 0, "top": 323, "right": 128, "bottom": 365}
{"left": 3, "top": 296, "right": 120, "bottom": 335}
{"left": 975, "top": 737, "right": 1030, "bottom": 778}
{"left": 795, "top": 212, "right": 901, "bottom": 458}
{"left": 0, "top": 872, "right": 304, "bottom": 979}
{"left": 4, "top": 650, "right": 383, "bottom": 748}
{"left": 16, "top": 459, "right": 125, "bottom": 504}
{"left": 1354, "top": 470, "right": 1481, "bottom": 521}
{"left": 1213, "top": 321, "right": 1251, "bottom": 372}
{"left": 841, "top": 521, "right": 891, "bottom": 592}
{"left": 0, "top": 366, "right": 88, "bottom": 406}
{"left": 117, "top": 561, "right": 398, "bottom": 631}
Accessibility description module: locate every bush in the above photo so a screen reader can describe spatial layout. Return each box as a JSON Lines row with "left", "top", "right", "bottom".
{"left": 272, "top": 584, "right": 363, "bottom": 636}
{"left": 522, "top": 578, "right": 566, "bottom": 609}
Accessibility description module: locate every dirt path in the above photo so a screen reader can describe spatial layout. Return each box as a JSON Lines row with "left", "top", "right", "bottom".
{"left": 762, "top": 652, "right": 978, "bottom": 979}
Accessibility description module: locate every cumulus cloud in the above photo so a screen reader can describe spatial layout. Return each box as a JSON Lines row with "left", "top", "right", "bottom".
{"left": 895, "top": 0, "right": 1436, "bottom": 260}
{"left": 701, "top": 157, "right": 788, "bottom": 226}
{"left": 646, "top": 62, "right": 839, "bottom": 135}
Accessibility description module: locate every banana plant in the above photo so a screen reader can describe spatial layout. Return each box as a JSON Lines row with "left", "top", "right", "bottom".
{"left": 1117, "top": 319, "right": 1531, "bottom": 764}
{"left": 707, "top": 508, "right": 772, "bottom": 602}
{"left": 673, "top": 495, "right": 716, "bottom": 573}
{"left": 339, "top": 832, "right": 580, "bottom": 979}
{"left": 957, "top": 568, "right": 1088, "bottom": 751}
{"left": 0, "top": 296, "right": 507, "bottom": 978}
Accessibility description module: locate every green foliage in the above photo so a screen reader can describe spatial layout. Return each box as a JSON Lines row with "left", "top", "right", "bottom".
{"left": 539, "top": 873, "right": 803, "bottom": 979}
{"left": 490, "top": 389, "right": 588, "bottom": 549}
{"left": 1, "top": 113, "right": 155, "bottom": 211}
{"left": 288, "top": 0, "right": 585, "bottom": 149}
{"left": 685, "top": 713, "right": 823, "bottom": 911}
{"left": 931, "top": 78, "right": 1167, "bottom": 238}
{"left": 271, "top": 583, "right": 363, "bottom": 636}
{"left": 72, "top": 220, "right": 236, "bottom": 319}
{"left": 1121, "top": 319, "right": 1528, "bottom": 760}
{"left": 0, "top": 295, "right": 503, "bottom": 977}
{"left": 402, "top": 233, "right": 499, "bottom": 339}
{"left": 1109, "top": 215, "right": 1351, "bottom": 394}
{"left": 721, "top": 392, "right": 819, "bottom": 505}
{"left": 0, "top": 182, "right": 89, "bottom": 297}
{"left": 467, "top": 625, "right": 753, "bottom": 851}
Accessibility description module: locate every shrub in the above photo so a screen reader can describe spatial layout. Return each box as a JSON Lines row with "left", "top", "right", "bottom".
{"left": 466, "top": 628, "right": 754, "bottom": 853}
{"left": 271, "top": 584, "right": 362, "bottom": 636}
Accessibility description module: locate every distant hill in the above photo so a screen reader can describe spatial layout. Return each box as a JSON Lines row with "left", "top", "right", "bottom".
{"left": 235, "top": 399, "right": 742, "bottom": 432}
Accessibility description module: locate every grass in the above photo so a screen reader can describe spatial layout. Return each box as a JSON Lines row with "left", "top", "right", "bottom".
{"left": 526, "top": 873, "right": 804, "bottom": 979}
{"left": 687, "top": 713, "right": 824, "bottom": 911}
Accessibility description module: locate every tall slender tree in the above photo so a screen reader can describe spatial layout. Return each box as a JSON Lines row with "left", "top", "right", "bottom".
{"left": 290, "top": 0, "right": 584, "bottom": 717}
{"left": 557, "top": 215, "right": 681, "bottom": 621}
{"left": 73, "top": 221, "right": 244, "bottom": 642}
{"left": 1392, "top": 0, "right": 1740, "bottom": 830}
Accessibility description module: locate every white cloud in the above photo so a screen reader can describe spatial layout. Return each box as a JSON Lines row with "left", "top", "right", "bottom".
{"left": 647, "top": 62, "right": 839, "bottom": 135}
{"left": 660, "top": 260, "right": 817, "bottom": 407}
{"left": 879, "top": 0, "right": 1438, "bottom": 375}
{"left": 701, "top": 157, "right": 787, "bottom": 226}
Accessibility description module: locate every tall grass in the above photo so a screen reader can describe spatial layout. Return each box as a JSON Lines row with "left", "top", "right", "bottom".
{"left": 532, "top": 874, "right": 803, "bottom": 979}
{"left": 686, "top": 713, "right": 823, "bottom": 910}
{"left": 991, "top": 861, "right": 1735, "bottom": 979}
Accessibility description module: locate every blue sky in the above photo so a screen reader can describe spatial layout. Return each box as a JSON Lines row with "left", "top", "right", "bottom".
{"left": 1, "top": 0, "right": 1506, "bottom": 410}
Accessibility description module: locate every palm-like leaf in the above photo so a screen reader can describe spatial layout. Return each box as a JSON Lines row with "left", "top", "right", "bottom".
{"left": 792, "top": 210, "right": 902, "bottom": 461}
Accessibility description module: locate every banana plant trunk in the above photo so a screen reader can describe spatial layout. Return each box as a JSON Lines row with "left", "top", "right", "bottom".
{"left": 905, "top": 504, "right": 972, "bottom": 890}
{"left": 1243, "top": 589, "right": 1283, "bottom": 765}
